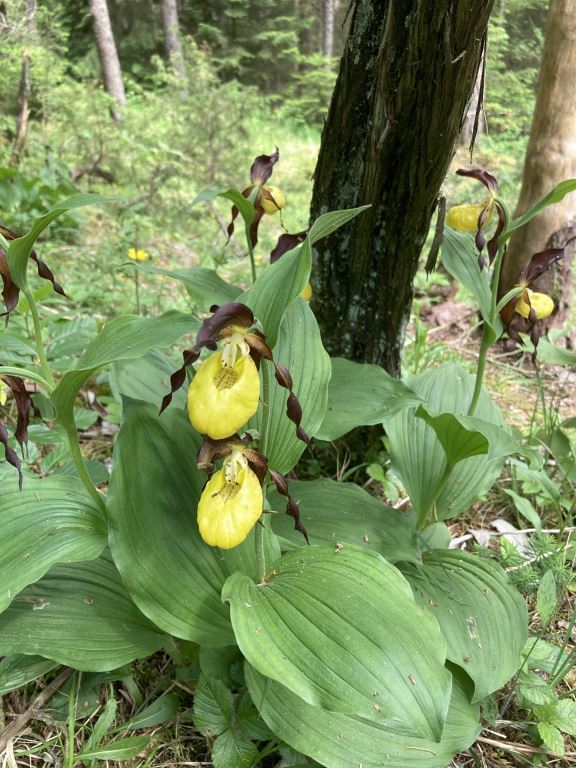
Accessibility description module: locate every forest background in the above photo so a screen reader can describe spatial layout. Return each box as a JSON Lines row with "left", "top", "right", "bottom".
{"left": 0, "top": 0, "right": 548, "bottom": 319}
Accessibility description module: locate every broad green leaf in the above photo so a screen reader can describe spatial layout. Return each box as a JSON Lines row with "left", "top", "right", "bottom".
{"left": 415, "top": 406, "right": 489, "bottom": 466}
{"left": 420, "top": 522, "right": 452, "bottom": 551}
{"left": 0, "top": 554, "right": 166, "bottom": 670}
{"left": 242, "top": 206, "right": 368, "bottom": 346}
{"left": 109, "top": 349, "right": 187, "bottom": 411}
{"left": 126, "top": 263, "right": 241, "bottom": 309}
{"left": 507, "top": 180, "right": 576, "bottom": 235}
{"left": 316, "top": 358, "right": 421, "bottom": 440}
{"left": 403, "top": 550, "right": 528, "bottom": 702}
{"left": 223, "top": 547, "right": 451, "bottom": 739}
{"left": 75, "top": 735, "right": 150, "bottom": 762}
{"left": 536, "top": 570, "right": 557, "bottom": 626}
{"left": 246, "top": 665, "right": 480, "bottom": 768}
{"left": 249, "top": 299, "right": 330, "bottom": 473}
{"left": 128, "top": 693, "right": 180, "bottom": 730}
{"left": 537, "top": 722, "right": 564, "bottom": 757}
{"left": 0, "top": 476, "right": 107, "bottom": 612}
{"left": 0, "top": 654, "right": 58, "bottom": 695}
{"left": 51, "top": 311, "right": 198, "bottom": 431}
{"left": 47, "top": 317, "right": 97, "bottom": 361}
{"left": 383, "top": 363, "right": 506, "bottom": 522}
{"left": 194, "top": 676, "right": 234, "bottom": 736}
{"left": 517, "top": 670, "right": 556, "bottom": 705}
{"left": 108, "top": 399, "right": 277, "bottom": 645}
{"left": 212, "top": 728, "right": 259, "bottom": 768}
{"left": 6, "top": 194, "right": 109, "bottom": 288}
{"left": 268, "top": 478, "right": 420, "bottom": 563}
{"left": 523, "top": 638, "right": 569, "bottom": 674}
{"left": 442, "top": 229, "right": 501, "bottom": 335}
{"left": 199, "top": 645, "right": 244, "bottom": 687}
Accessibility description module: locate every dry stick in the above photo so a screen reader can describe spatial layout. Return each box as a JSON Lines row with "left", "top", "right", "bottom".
{"left": 0, "top": 667, "right": 72, "bottom": 752}
{"left": 477, "top": 735, "right": 576, "bottom": 759}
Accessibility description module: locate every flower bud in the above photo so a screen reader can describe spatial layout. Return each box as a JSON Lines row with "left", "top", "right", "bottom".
{"left": 187, "top": 345, "right": 260, "bottom": 439}
{"left": 514, "top": 289, "right": 554, "bottom": 320}
{"left": 261, "top": 185, "right": 286, "bottom": 215}
{"left": 197, "top": 452, "right": 263, "bottom": 548}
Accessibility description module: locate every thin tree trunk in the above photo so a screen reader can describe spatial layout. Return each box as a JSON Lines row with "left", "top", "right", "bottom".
{"left": 88, "top": 0, "right": 126, "bottom": 123}
{"left": 11, "top": 49, "right": 31, "bottom": 166}
{"left": 499, "top": 0, "right": 576, "bottom": 337}
{"left": 310, "top": 0, "right": 495, "bottom": 376}
{"left": 162, "top": 0, "right": 188, "bottom": 99}
{"left": 323, "top": 0, "right": 334, "bottom": 57}
{"left": 460, "top": 49, "right": 486, "bottom": 147}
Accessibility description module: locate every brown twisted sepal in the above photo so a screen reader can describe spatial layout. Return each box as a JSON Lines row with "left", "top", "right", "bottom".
{"left": 269, "top": 469, "right": 308, "bottom": 544}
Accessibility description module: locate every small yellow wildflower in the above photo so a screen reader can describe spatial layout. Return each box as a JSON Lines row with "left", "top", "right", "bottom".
{"left": 197, "top": 450, "right": 263, "bottom": 548}
{"left": 514, "top": 288, "right": 555, "bottom": 320}
{"left": 128, "top": 248, "right": 150, "bottom": 261}
{"left": 261, "top": 185, "right": 286, "bottom": 215}
{"left": 187, "top": 333, "right": 260, "bottom": 439}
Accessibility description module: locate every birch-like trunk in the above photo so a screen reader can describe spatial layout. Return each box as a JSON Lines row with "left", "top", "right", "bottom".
{"left": 88, "top": 0, "right": 126, "bottom": 123}
{"left": 162, "top": 0, "right": 188, "bottom": 99}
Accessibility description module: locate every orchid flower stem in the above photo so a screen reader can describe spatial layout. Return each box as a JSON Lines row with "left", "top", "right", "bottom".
{"left": 24, "top": 287, "right": 55, "bottom": 390}
{"left": 255, "top": 519, "right": 266, "bottom": 583}
{"left": 247, "top": 231, "right": 257, "bottom": 283}
{"left": 64, "top": 424, "right": 107, "bottom": 515}
{"left": 255, "top": 360, "right": 272, "bottom": 582}
{"left": 467, "top": 240, "right": 507, "bottom": 417}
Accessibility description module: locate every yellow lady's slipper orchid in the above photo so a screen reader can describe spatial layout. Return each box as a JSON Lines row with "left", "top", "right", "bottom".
{"left": 446, "top": 202, "right": 493, "bottom": 233}
{"left": 514, "top": 288, "right": 555, "bottom": 320}
{"left": 0, "top": 380, "right": 7, "bottom": 406}
{"left": 187, "top": 334, "right": 260, "bottom": 439}
{"left": 261, "top": 185, "right": 286, "bottom": 215}
{"left": 197, "top": 451, "right": 263, "bottom": 548}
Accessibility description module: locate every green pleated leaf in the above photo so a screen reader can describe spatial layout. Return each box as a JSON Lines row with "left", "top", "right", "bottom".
{"left": 223, "top": 547, "right": 451, "bottom": 740}
{"left": 383, "top": 363, "right": 506, "bottom": 523}
{"left": 194, "top": 676, "right": 235, "bottom": 736}
{"left": 442, "top": 229, "right": 501, "bottom": 336}
{"left": 51, "top": 311, "right": 198, "bottom": 431}
{"left": 0, "top": 476, "right": 107, "bottom": 612}
{"left": 126, "top": 264, "right": 241, "bottom": 309}
{"left": 242, "top": 206, "right": 368, "bottom": 346}
{"left": 127, "top": 693, "right": 180, "bottom": 730}
{"left": 6, "top": 193, "right": 109, "bottom": 289}
{"left": 246, "top": 664, "right": 480, "bottom": 768}
{"left": 268, "top": 478, "right": 419, "bottom": 564}
{"left": 317, "top": 358, "right": 422, "bottom": 440}
{"left": 249, "top": 299, "right": 331, "bottom": 474}
{"left": 0, "top": 555, "right": 166, "bottom": 670}
{"left": 109, "top": 349, "right": 187, "bottom": 411}
{"left": 507, "top": 179, "right": 576, "bottom": 235}
{"left": 0, "top": 654, "right": 59, "bottom": 695}
{"left": 212, "top": 728, "right": 259, "bottom": 768}
{"left": 108, "top": 399, "right": 277, "bottom": 646}
{"left": 403, "top": 550, "right": 528, "bottom": 702}
{"left": 415, "top": 407, "right": 489, "bottom": 466}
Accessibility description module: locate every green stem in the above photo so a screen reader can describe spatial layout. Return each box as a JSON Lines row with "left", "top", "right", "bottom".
{"left": 23, "top": 287, "right": 55, "bottom": 390}
{"left": 247, "top": 231, "right": 257, "bottom": 283}
{"left": 255, "top": 521, "right": 266, "bottom": 583}
{"left": 255, "top": 361, "right": 272, "bottom": 582}
{"left": 135, "top": 269, "right": 141, "bottom": 314}
{"left": 65, "top": 424, "right": 106, "bottom": 514}
{"left": 418, "top": 463, "right": 452, "bottom": 529}
{"left": 467, "top": 329, "right": 491, "bottom": 417}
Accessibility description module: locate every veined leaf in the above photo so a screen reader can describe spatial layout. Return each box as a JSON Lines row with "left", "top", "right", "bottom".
{"left": 0, "top": 554, "right": 166, "bottom": 670}
{"left": 75, "top": 735, "right": 150, "bottom": 762}
{"left": 403, "top": 550, "right": 528, "bottom": 702}
{"left": 0, "top": 475, "right": 107, "bottom": 612}
{"left": 246, "top": 664, "right": 480, "bottom": 768}
{"left": 507, "top": 179, "right": 576, "bottom": 235}
{"left": 223, "top": 546, "right": 451, "bottom": 740}
{"left": 317, "top": 357, "right": 421, "bottom": 440}
{"left": 0, "top": 654, "right": 59, "bottom": 695}
{"left": 125, "top": 263, "right": 241, "bottom": 309}
{"left": 268, "top": 478, "right": 419, "bottom": 563}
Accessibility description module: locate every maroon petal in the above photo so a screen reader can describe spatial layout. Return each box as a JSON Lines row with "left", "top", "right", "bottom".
{"left": 270, "top": 231, "right": 307, "bottom": 264}
{"left": 250, "top": 148, "right": 279, "bottom": 186}
{"left": 518, "top": 238, "right": 576, "bottom": 286}
{"left": 2, "top": 375, "right": 32, "bottom": 448}
{"left": 0, "top": 422, "right": 22, "bottom": 488}
{"left": 269, "top": 468, "right": 308, "bottom": 543}
{"left": 456, "top": 168, "right": 499, "bottom": 195}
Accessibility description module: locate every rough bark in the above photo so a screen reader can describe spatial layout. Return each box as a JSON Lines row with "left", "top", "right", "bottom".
{"left": 88, "top": 0, "right": 126, "bottom": 123}
{"left": 499, "top": 0, "right": 576, "bottom": 337}
{"left": 310, "top": 0, "right": 495, "bottom": 376}
{"left": 161, "top": 0, "right": 188, "bottom": 99}
{"left": 323, "top": 0, "right": 334, "bottom": 57}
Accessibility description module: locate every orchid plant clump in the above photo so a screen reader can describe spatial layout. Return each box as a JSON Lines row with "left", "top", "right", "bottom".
{"left": 0, "top": 153, "right": 575, "bottom": 766}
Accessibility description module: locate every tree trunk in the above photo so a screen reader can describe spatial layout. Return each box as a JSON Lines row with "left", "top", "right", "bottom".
{"left": 310, "top": 0, "right": 495, "bottom": 376}
{"left": 88, "top": 0, "right": 126, "bottom": 123}
{"left": 161, "top": 0, "right": 188, "bottom": 99}
{"left": 323, "top": 0, "right": 334, "bottom": 57}
{"left": 11, "top": 49, "right": 31, "bottom": 166}
{"left": 499, "top": 0, "right": 576, "bottom": 337}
